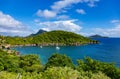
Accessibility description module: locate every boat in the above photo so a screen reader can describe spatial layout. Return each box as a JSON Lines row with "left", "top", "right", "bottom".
{"left": 56, "top": 46, "right": 60, "bottom": 50}
{"left": 40, "top": 46, "right": 43, "bottom": 48}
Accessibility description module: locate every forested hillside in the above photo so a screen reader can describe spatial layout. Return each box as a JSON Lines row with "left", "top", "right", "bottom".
{"left": 0, "top": 30, "right": 98, "bottom": 46}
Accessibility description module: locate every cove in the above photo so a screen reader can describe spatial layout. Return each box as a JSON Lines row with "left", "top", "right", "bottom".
{"left": 12, "top": 38, "right": 120, "bottom": 67}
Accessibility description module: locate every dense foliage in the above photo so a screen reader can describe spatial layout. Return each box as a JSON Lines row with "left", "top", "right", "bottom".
{"left": 0, "top": 49, "right": 42, "bottom": 73}
{"left": 0, "top": 50, "right": 120, "bottom": 79}
{"left": 30, "top": 30, "right": 93, "bottom": 45}
{"left": 0, "top": 49, "right": 19, "bottom": 72}
{"left": 45, "top": 53, "right": 74, "bottom": 69}
{"left": 0, "top": 68, "right": 110, "bottom": 79}
{"left": 0, "top": 30, "right": 98, "bottom": 45}
{"left": 76, "top": 57, "right": 120, "bottom": 79}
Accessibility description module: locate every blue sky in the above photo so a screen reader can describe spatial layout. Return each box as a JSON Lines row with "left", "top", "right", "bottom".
{"left": 0, "top": 0, "right": 120, "bottom": 37}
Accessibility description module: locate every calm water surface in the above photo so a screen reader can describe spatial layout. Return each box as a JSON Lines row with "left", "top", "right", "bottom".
{"left": 12, "top": 38, "right": 120, "bottom": 66}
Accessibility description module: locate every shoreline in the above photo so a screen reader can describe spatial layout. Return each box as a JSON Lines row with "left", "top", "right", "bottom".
{"left": 10, "top": 41, "right": 99, "bottom": 47}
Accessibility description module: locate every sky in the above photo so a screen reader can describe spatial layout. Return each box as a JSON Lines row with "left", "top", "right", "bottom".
{"left": 0, "top": 0, "right": 120, "bottom": 37}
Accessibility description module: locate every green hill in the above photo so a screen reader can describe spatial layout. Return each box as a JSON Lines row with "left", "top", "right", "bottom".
{"left": 1, "top": 30, "right": 99, "bottom": 46}
{"left": 30, "top": 30, "right": 98, "bottom": 45}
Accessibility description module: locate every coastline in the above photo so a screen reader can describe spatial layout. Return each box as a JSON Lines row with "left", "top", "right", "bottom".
{"left": 10, "top": 41, "right": 99, "bottom": 47}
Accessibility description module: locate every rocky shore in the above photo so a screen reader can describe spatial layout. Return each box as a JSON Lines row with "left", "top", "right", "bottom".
{"left": 10, "top": 41, "right": 99, "bottom": 47}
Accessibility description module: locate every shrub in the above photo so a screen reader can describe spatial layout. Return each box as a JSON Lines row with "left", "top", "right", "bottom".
{"left": 91, "top": 72, "right": 111, "bottom": 79}
{"left": 45, "top": 53, "right": 74, "bottom": 69}
{"left": 77, "top": 57, "right": 120, "bottom": 79}
{"left": 19, "top": 54, "right": 42, "bottom": 72}
{"left": 42, "top": 67, "right": 79, "bottom": 79}
{"left": 0, "top": 71, "right": 17, "bottom": 79}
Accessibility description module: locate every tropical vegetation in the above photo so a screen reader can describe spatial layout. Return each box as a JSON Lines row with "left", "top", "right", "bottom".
{"left": 0, "top": 49, "right": 120, "bottom": 79}
{"left": 0, "top": 30, "right": 98, "bottom": 46}
{"left": 0, "top": 30, "right": 119, "bottom": 79}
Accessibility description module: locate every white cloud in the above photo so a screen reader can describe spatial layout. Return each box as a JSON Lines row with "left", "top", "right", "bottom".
{"left": 57, "top": 15, "right": 70, "bottom": 20}
{"left": 37, "top": 20, "right": 82, "bottom": 33}
{"left": 0, "top": 12, "right": 21, "bottom": 28}
{"left": 91, "top": 24, "right": 120, "bottom": 37}
{"left": 51, "top": 0, "right": 82, "bottom": 12}
{"left": 111, "top": 19, "right": 120, "bottom": 23}
{"left": 36, "top": 9, "right": 56, "bottom": 18}
{"left": 87, "top": 20, "right": 120, "bottom": 37}
{"left": 34, "top": 19, "right": 40, "bottom": 23}
{"left": 84, "top": 0, "right": 100, "bottom": 7}
{"left": 0, "top": 11, "right": 32, "bottom": 36}
{"left": 79, "top": 32, "right": 95, "bottom": 36}
{"left": 51, "top": 0, "right": 100, "bottom": 11}
{"left": 36, "top": 0, "right": 100, "bottom": 18}
{"left": 76, "top": 9, "right": 86, "bottom": 14}
{"left": 36, "top": 0, "right": 82, "bottom": 18}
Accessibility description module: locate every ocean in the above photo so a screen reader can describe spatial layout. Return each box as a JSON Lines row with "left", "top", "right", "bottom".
{"left": 12, "top": 38, "right": 120, "bottom": 66}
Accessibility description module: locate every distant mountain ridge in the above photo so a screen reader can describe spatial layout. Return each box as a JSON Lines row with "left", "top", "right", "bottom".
{"left": 29, "top": 29, "right": 47, "bottom": 36}
{"left": 89, "top": 34, "right": 108, "bottom": 38}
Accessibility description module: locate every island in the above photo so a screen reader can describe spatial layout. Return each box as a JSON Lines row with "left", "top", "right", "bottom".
{"left": 89, "top": 34, "right": 108, "bottom": 38}
{"left": 0, "top": 30, "right": 99, "bottom": 47}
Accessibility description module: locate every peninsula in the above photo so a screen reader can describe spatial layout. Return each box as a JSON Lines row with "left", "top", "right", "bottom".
{"left": 0, "top": 30, "right": 99, "bottom": 47}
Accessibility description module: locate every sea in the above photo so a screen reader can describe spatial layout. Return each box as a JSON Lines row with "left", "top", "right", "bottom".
{"left": 12, "top": 38, "right": 120, "bottom": 67}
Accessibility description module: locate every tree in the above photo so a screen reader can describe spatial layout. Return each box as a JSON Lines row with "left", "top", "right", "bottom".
{"left": 76, "top": 57, "right": 120, "bottom": 79}
{"left": 45, "top": 53, "right": 74, "bottom": 69}
{"left": 43, "top": 67, "right": 79, "bottom": 79}
{"left": 19, "top": 54, "right": 42, "bottom": 72}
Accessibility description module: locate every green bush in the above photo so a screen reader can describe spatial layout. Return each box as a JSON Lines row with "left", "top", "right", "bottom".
{"left": 0, "top": 68, "right": 111, "bottom": 79}
{"left": 42, "top": 67, "right": 79, "bottom": 79}
{"left": 19, "top": 54, "right": 42, "bottom": 72}
{"left": 78, "top": 71, "right": 111, "bottom": 79}
{"left": 91, "top": 72, "right": 111, "bottom": 79}
{"left": 0, "top": 50, "right": 19, "bottom": 72}
{"left": 25, "top": 64, "right": 43, "bottom": 72}
{"left": 0, "top": 71, "right": 17, "bottom": 79}
{"left": 76, "top": 57, "right": 120, "bottom": 79}
{"left": 45, "top": 53, "right": 74, "bottom": 69}
{"left": 22, "top": 72, "right": 42, "bottom": 79}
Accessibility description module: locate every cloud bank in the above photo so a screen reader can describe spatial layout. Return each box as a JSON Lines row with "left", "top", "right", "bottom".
{"left": 0, "top": 11, "right": 32, "bottom": 36}
{"left": 36, "top": 0, "right": 100, "bottom": 18}
{"left": 37, "top": 20, "right": 82, "bottom": 33}
{"left": 93, "top": 24, "right": 120, "bottom": 37}
{"left": 76, "top": 9, "right": 86, "bottom": 14}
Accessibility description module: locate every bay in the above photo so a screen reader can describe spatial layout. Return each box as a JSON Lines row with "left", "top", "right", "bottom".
{"left": 12, "top": 38, "right": 120, "bottom": 66}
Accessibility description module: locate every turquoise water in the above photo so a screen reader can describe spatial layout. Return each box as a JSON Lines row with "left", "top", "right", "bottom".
{"left": 12, "top": 38, "right": 120, "bottom": 66}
